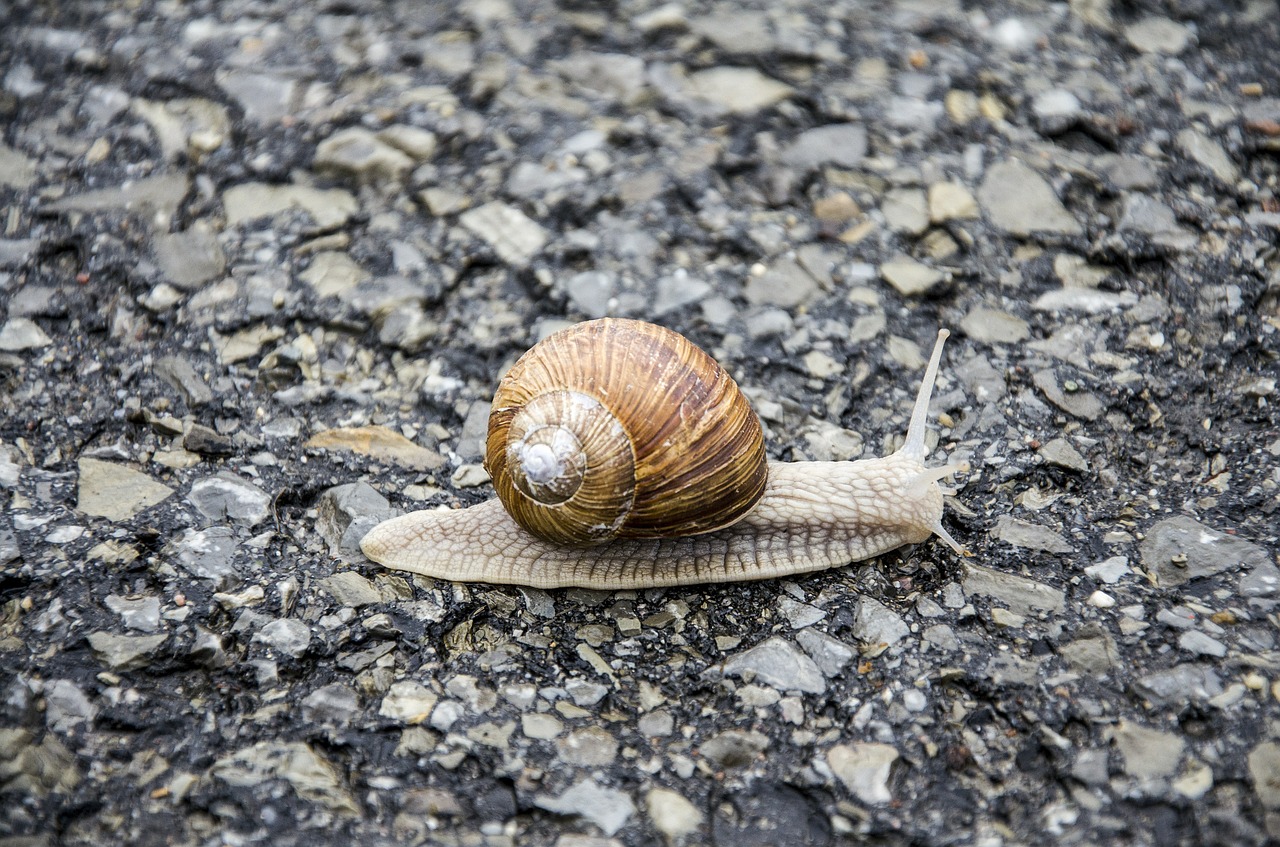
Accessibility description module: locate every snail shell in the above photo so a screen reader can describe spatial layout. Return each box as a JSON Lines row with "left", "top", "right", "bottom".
{"left": 483, "top": 318, "right": 768, "bottom": 545}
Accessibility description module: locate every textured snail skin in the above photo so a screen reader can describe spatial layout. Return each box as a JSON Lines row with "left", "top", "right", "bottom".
{"left": 359, "top": 330, "right": 969, "bottom": 590}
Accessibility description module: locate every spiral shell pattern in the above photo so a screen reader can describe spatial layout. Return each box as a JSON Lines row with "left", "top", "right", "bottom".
{"left": 484, "top": 318, "right": 769, "bottom": 545}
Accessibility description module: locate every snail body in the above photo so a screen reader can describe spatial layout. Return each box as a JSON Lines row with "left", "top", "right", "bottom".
{"left": 360, "top": 319, "right": 968, "bottom": 590}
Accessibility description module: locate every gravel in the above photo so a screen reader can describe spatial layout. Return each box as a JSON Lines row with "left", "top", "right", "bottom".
{"left": 2, "top": 0, "right": 1279, "bottom": 844}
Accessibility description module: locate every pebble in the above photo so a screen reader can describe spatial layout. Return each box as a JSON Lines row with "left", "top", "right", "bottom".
{"left": 722, "top": 637, "right": 826, "bottom": 694}
{"left": 306, "top": 426, "right": 445, "bottom": 472}
{"left": 459, "top": 202, "right": 549, "bottom": 268}
{"left": 1140, "top": 516, "right": 1269, "bottom": 587}
{"left": 778, "top": 123, "right": 867, "bottom": 171}
{"left": 253, "top": 619, "right": 312, "bottom": 658}
{"left": 86, "top": 631, "right": 168, "bottom": 671}
{"left": 682, "top": 66, "right": 793, "bottom": 115}
{"left": 314, "top": 127, "right": 415, "bottom": 183}
{"left": 76, "top": 458, "right": 174, "bottom": 521}
{"left": 1085, "top": 557, "right": 1126, "bottom": 583}
{"left": 103, "top": 594, "right": 162, "bottom": 632}
{"left": 977, "top": 159, "right": 1082, "bottom": 236}
{"left": 171, "top": 526, "right": 238, "bottom": 586}
{"left": 699, "top": 729, "right": 769, "bottom": 769}
{"left": 188, "top": 473, "right": 272, "bottom": 526}
{"left": 960, "top": 306, "right": 1028, "bottom": 344}
{"left": 880, "top": 188, "right": 929, "bottom": 235}
{"left": 880, "top": 255, "right": 944, "bottom": 297}
{"left": 152, "top": 226, "right": 226, "bottom": 290}
{"left": 962, "top": 562, "right": 1066, "bottom": 615}
{"left": 827, "top": 743, "right": 898, "bottom": 805}
{"left": 990, "top": 515, "right": 1072, "bottom": 554}
{"left": 0, "top": 317, "right": 52, "bottom": 352}
{"left": 851, "top": 598, "right": 910, "bottom": 647}
{"left": 1178, "top": 630, "right": 1228, "bottom": 658}
{"left": 1176, "top": 128, "right": 1240, "bottom": 184}
{"left": 744, "top": 257, "right": 821, "bottom": 308}
{"left": 223, "top": 183, "right": 358, "bottom": 229}
{"left": 535, "top": 779, "right": 635, "bottom": 836}
{"left": 44, "top": 679, "right": 96, "bottom": 732}
{"left": 1111, "top": 721, "right": 1184, "bottom": 781}
{"left": 794, "top": 629, "right": 854, "bottom": 677}
{"left": 1123, "top": 17, "right": 1191, "bottom": 55}
{"left": 645, "top": 787, "right": 703, "bottom": 841}
{"left": 209, "top": 741, "right": 357, "bottom": 814}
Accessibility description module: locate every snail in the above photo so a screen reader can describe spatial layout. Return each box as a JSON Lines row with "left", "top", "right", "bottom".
{"left": 359, "top": 318, "right": 969, "bottom": 590}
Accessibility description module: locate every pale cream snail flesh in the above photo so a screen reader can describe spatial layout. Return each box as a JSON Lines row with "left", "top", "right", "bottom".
{"left": 359, "top": 318, "right": 969, "bottom": 590}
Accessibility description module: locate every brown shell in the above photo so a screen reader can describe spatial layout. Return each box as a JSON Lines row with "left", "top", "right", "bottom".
{"left": 484, "top": 318, "right": 769, "bottom": 545}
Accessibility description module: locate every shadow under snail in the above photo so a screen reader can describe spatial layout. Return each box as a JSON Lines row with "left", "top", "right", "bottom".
{"left": 360, "top": 318, "right": 970, "bottom": 590}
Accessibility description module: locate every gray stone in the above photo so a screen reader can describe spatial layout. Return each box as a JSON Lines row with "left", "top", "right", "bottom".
{"left": 1060, "top": 631, "right": 1119, "bottom": 673}
{"left": 960, "top": 306, "right": 1028, "bottom": 344}
{"left": 316, "top": 482, "right": 395, "bottom": 559}
{"left": 1140, "top": 516, "right": 1269, "bottom": 587}
{"left": 1032, "top": 370, "right": 1105, "bottom": 420}
{"left": 153, "top": 355, "right": 213, "bottom": 406}
{"left": 86, "top": 631, "right": 168, "bottom": 671}
{"left": 1085, "top": 556, "right": 1131, "bottom": 584}
{"left": 1124, "top": 17, "right": 1191, "bottom": 54}
{"left": 188, "top": 473, "right": 271, "bottom": 525}
{"left": 1039, "top": 438, "right": 1088, "bottom": 471}
{"left": 320, "top": 571, "right": 384, "bottom": 607}
{"left": 379, "top": 681, "right": 438, "bottom": 723}
{"left": 1240, "top": 560, "right": 1280, "bottom": 597}
{"left": 0, "top": 317, "right": 52, "bottom": 351}
{"left": 776, "top": 596, "right": 825, "bottom": 629}
{"left": 991, "top": 516, "right": 1072, "bottom": 554}
{"left": 153, "top": 226, "right": 225, "bottom": 290}
{"left": 828, "top": 743, "right": 898, "bottom": 805}
{"left": 1176, "top": 129, "right": 1239, "bottom": 184}
{"left": 682, "top": 66, "right": 793, "bottom": 116}
{"left": 171, "top": 526, "right": 238, "bottom": 585}
{"left": 699, "top": 729, "right": 769, "bottom": 769}
{"left": 1178, "top": 630, "right": 1227, "bottom": 658}
{"left": 103, "top": 594, "right": 161, "bottom": 632}
{"left": 253, "top": 618, "right": 312, "bottom": 658}
{"left": 1135, "top": 663, "right": 1223, "bottom": 706}
{"left": 0, "top": 143, "right": 38, "bottom": 189}
{"left": 1118, "top": 193, "right": 1182, "bottom": 236}
{"left": 216, "top": 70, "right": 296, "bottom": 123}
{"left": 744, "top": 257, "right": 821, "bottom": 308}
{"left": 315, "top": 127, "right": 415, "bottom": 183}
{"left": 1033, "top": 288, "right": 1138, "bottom": 313}
{"left": 44, "top": 679, "right": 96, "bottom": 732}
{"left": 561, "top": 270, "right": 617, "bottom": 318}
{"left": 1112, "top": 721, "right": 1184, "bottom": 781}
{"left": 556, "top": 727, "right": 618, "bottom": 766}
{"left": 223, "top": 183, "right": 358, "bottom": 229}
{"left": 978, "top": 159, "right": 1082, "bottom": 237}
{"left": 963, "top": 562, "right": 1066, "bottom": 614}
{"left": 646, "top": 787, "right": 703, "bottom": 841}
{"left": 653, "top": 273, "right": 712, "bottom": 317}
{"left": 0, "top": 237, "right": 40, "bottom": 269}
{"left": 209, "top": 741, "right": 357, "bottom": 814}
{"left": 880, "top": 256, "right": 944, "bottom": 297}
{"left": 779, "top": 123, "right": 867, "bottom": 171}
{"left": 852, "top": 598, "right": 910, "bottom": 647}
{"left": 795, "top": 629, "right": 855, "bottom": 677}
{"left": 301, "top": 684, "right": 361, "bottom": 726}
{"left": 459, "top": 202, "right": 549, "bottom": 268}
{"left": 535, "top": 778, "right": 635, "bottom": 836}
{"left": 881, "top": 188, "right": 929, "bottom": 235}
{"left": 77, "top": 458, "right": 174, "bottom": 521}
{"left": 1248, "top": 741, "right": 1280, "bottom": 810}
{"left": 44, "top": 173, "right": 189, "bottom": 226}
{"left": 722, "top": 637, "right": 826, "bottom": 694}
